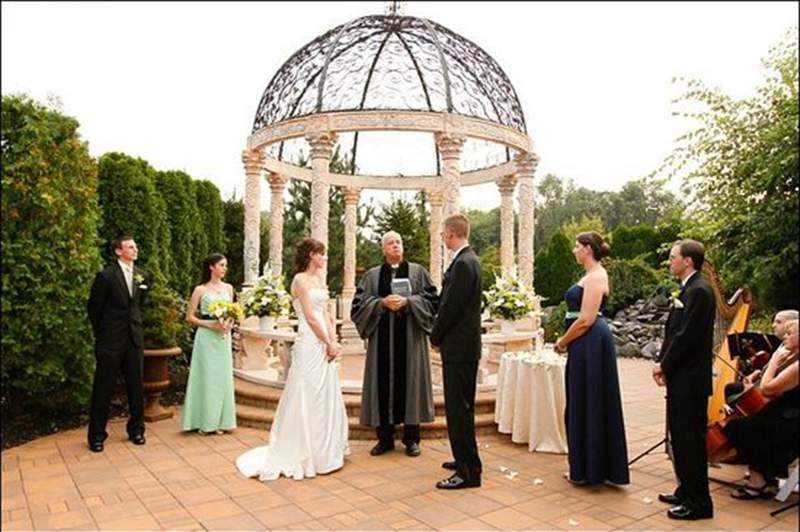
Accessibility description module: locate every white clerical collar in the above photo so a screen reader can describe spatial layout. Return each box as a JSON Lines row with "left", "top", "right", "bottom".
{"left": 681, "top": 270, "right": 697, "bottom": 287}
{"left": 452, "top": 243, "right": 469, "bottom": 261}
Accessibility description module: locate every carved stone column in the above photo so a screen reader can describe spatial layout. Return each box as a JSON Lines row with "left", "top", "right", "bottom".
{"left": 267, "top": 172, "right": 287, "bottom": 278}
{"left": 427, "top": 188, "right": 445, "bottom": 288}
{"left": 339, "top": 186, "right": 363, "bottom": 353}
{"left": 434, "top": 132, "right": 465, "bottom": 220}
{"left": 242, "top": 148, "right": 265, "bottom": 287}
{"left": 515, "top": 152, "right": 540, "bottom": 288}
{"left": 306, "top": 132, "right": 337, "bottom": 256}
{"left": 498, "top": 175, "right": 517, "bottom": 279}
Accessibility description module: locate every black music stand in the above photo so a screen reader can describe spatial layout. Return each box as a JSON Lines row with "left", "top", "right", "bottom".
{"left": 628, "top": 394, "right": 672, "bottom": 466}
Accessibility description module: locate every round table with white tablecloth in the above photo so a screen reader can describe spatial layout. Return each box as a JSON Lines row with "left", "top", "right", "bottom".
{"left": 494, "top": 349, "right": 568, "bottom": 453}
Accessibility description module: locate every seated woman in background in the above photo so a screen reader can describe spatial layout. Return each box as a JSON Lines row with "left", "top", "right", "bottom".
{"left": 723, "top": 319, "right": 799, "bottom": 500}
{"left": 725, "top": 310, "right": 798, "bottom": 404}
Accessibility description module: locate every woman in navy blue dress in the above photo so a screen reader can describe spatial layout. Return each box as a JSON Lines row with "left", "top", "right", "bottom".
{"left": 555, "top": 231, "right": 629, "bottom": 486}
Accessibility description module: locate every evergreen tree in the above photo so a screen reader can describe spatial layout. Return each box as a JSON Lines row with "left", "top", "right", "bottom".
{"left": 193, "top": 180, "right": 225, "bottom": 255}
{"left": 155, "top": 170, "right": 200, "bottom": 296}
{"left": 95, "top": 152, "right": 170, "bottom": 275}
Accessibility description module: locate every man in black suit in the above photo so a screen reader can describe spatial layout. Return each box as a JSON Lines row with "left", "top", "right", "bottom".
{"left": 87, "top": 235, "right": 147, "bottom": 452}
{"left": 430, "top": 213, "right": 483, "bottom": 489}
{"left": 653, "top": 239, "right": 716, "bottom": 520}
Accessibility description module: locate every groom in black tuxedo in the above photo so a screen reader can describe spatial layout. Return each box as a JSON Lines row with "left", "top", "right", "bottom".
{"left": 653, "top": 239, "right": 716, "bottom": 520}
{"left": 430, "top": 213, "right": 483, "bottom": 489}
{"left": 86, "top": 235, "right": 147, "bottom": 452}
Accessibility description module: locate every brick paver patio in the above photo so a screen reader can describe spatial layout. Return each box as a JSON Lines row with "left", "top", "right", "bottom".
{"left": 2, "top": 359, "right": 797, "bottom": 530}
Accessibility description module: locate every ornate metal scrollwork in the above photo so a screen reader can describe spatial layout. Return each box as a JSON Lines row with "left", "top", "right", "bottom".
{"left": 252, "top": 13, "right": 527, "bottom": 169}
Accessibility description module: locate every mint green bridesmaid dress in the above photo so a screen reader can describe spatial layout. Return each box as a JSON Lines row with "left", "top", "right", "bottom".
{"left": 181, "top": 291, "right": 237, "bottom": 432}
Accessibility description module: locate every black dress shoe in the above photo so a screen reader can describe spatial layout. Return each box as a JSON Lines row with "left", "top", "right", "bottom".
{"left": 436, "top": 473, "right": 481, "bottom": 490}
{"left": 129, "top": 434, "right": 146, "bottom": 445}
{"left": 442, "top": 460, "right": 457, "bottom": 470}
{"left": 89, "top": 442, "right": 104, "bottom": 453}
{"left": 658, "top": 493, "right": 682, "bottom": 505}
{"left": 370, "top": 441, "right": 394, "bottom": 456}
{"left": 404, "top": 442, "right": 421, "bottom": 457}
{"left": 667, "top": 505, "right": 713, "bottom": 520}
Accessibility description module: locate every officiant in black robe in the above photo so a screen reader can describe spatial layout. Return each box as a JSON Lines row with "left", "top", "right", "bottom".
{"left": 351, "top": 231, "right": 439, "bottom": 457}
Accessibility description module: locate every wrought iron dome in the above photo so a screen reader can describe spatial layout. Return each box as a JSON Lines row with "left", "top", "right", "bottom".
{"left": 252, "top": 14, "right": 527, "bottom": 136}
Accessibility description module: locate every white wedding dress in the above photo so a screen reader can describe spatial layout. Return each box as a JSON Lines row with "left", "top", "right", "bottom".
{"left": 236, "top": 289, "right": 349, "bottom": 480}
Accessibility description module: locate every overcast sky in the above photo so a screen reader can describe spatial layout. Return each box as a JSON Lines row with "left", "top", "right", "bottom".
{"left": 2, "top": 1, "right": 796, "bottom": 210}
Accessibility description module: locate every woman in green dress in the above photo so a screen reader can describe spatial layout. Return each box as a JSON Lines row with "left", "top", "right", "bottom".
{"left": 181, "top": 254, "right": 237, "bottom": 434}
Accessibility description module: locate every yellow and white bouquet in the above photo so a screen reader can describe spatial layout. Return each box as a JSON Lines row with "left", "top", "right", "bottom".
{"left": 207, "top": 300, "right": 245, "bottom": 323}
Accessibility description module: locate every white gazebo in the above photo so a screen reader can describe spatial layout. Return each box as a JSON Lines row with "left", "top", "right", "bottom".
{"left": 240, "top": 8, "right": 540, "bottom": 346}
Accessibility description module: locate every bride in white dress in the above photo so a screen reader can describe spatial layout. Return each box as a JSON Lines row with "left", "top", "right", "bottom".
{"left": 236, "top": 238, "right": 349, "bottom": 480}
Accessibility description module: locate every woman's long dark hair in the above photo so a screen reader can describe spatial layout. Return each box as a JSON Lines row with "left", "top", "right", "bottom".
{"left": 293, "top": 238, "right": 325, "bottom": 276}
{"left": 200, "top": 253, "right": 226, "bottom": 285}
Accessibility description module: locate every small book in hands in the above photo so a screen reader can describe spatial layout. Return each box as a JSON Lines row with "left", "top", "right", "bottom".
{"left": 391, "top": 279, "right": 412, "bottom": 297}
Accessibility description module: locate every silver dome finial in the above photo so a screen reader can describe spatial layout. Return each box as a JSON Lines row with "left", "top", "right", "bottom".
{"left": 385, "top": 1, "right": 406, "bottom": 16}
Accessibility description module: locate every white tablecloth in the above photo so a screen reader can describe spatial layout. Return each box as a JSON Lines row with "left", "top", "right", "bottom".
{"left": 494, "top": 350, "right": 568, "bottom": 453}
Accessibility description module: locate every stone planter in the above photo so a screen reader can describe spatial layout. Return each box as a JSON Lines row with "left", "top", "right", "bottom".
{"left": 497, "top": 319, "right": 518, "bottom": 335}
{"left": 142, "top": 346, "right": 181, "bottom": 422}
{"left": 259, "top": 316, "right": 276, "bottom": 331}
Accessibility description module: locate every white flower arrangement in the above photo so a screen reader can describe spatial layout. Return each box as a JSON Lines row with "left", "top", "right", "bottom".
{"left": 483, "top": 275, "right": 539, "bottom": 321}
{"left": 242, "top": 270, "right": 292, "bottom": 318}
{"left": 504, "top": 348, "right": 566, "bottom": 368}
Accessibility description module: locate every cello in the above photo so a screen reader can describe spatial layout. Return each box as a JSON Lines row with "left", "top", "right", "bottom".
{"left": 706, "top": 351, "right": 798, "bottom": 463}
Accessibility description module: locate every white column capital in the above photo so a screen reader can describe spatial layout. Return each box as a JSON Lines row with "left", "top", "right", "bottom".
{"left": 342, "top": 186, "right": 361, "bottom": 205}
{"left": 426, "top": 188, "right": 445, "bottom": 206}
{"left": 514, "top": 151, "right": 540, "bottom": 177}
{"left": 306, "top": 132, "right": 338, "bottom": 160}
{"left": 434, "top": 132, "right": 465, "bottom": 161}
{"left": 267, "top": 172, "right": 287, "bottom": 189}
{"left": 242, "top": 148, "right": 265, "bottom": 173}
{"left": 496, "top": 174, "right": 517, "bottom": 196}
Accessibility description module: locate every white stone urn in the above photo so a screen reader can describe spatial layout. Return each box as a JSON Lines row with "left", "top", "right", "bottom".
{"left": 259, "top": 316, "right": 276, "bottom": 331}
{"left": 497, "top": 319, "right": 517, "bottom": 335}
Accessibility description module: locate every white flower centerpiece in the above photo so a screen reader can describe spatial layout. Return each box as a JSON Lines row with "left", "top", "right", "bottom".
{"left": 242, "top": 269, "right": 292, "bottom": 331}
{"left": 483, "top": 274, "right": 539, "bottom": 335}
{"left": 505, "top": 347, "right": 566, "bottom": 369}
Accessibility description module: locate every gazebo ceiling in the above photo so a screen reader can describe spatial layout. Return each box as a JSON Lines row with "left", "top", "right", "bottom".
{"left": 252, "top": 14, "right": 527, "bottom": 135}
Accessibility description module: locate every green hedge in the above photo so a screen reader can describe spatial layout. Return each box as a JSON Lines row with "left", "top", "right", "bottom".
{"left": 605, "top": 257, "right": 660, "bottom": 315}
{"left": 1, "top": 95, "right": 102, "bottom": 413}
{"left": 534, "top": 231, "right": 580, "bottom": 306}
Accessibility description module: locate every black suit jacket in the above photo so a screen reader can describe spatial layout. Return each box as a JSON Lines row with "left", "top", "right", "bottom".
{"left": 430, "top": 247, "right": 483, "bottom": 363}
{"left": 657, "top": 272, "right": 716, "bottom": 396}
{"left": 87, "top": 262, "right": 145, "bottom": 351}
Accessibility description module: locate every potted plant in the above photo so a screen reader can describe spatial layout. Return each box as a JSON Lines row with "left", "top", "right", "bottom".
{"left": 242, "top": 269, "right": 291, "bottom": 331}
{"left": 141, "top": 268, "right": 184, "bottom": 421}
{"left": 483, "top": 274, "right": 539, "bottom": 335}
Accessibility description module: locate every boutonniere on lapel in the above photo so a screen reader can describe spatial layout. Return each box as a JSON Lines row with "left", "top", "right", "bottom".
{"left": 134, "top": 273, "right": 148, "bottom": 290}
{"left": 670, "top": 289, "right": 684, "bottom": 309}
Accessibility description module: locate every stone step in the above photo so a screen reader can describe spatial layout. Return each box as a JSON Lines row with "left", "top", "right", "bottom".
{"left": 235, "top": 403, "right": 499, "bottom": 440}
{"left": 234, "top": 377, "right": 496, "bottom": 418}
{"left": 234, "top": 377, "right": 499, "bottom": 439}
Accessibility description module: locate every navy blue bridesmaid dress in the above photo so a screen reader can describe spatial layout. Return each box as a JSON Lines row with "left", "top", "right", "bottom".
{"left": 564, "top": 284, "right": 630, "bottom": 485}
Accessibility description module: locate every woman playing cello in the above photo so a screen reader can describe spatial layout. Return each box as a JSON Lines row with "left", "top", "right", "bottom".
{"left": 723, "top": 319, "right": 799, "bottom": 500}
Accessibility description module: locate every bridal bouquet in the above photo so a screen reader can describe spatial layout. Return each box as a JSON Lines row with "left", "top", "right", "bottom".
{"left": 483, "top": 274, "right": 539, "bottom": 321}
{"left": 242, "top": 270, "right": 292, "bottom": 318}
{"left": 207, "top": 300, "right": 245, "bottom": 323}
